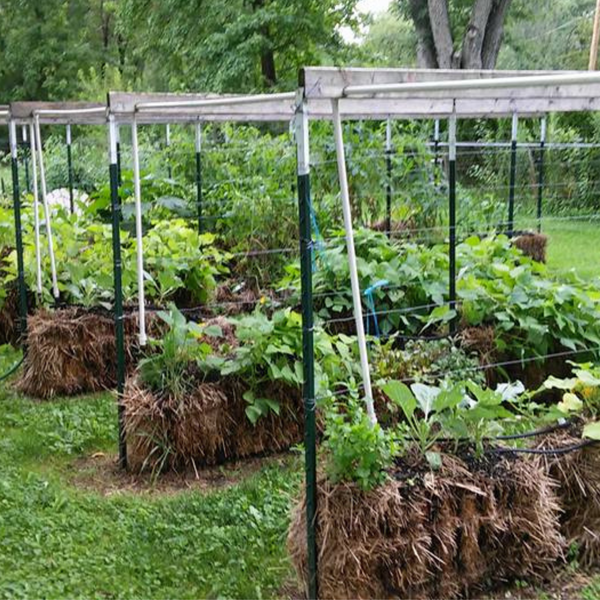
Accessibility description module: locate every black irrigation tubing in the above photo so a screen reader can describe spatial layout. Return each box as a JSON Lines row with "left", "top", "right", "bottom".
{"left": 0, "top": 355, "right": 24, "bottom": 382}
{"left": 491, "top": 439, "right": 599, "bottom": 456}
{"left": 496, "top": 420, "right": 573, "bottom": 441}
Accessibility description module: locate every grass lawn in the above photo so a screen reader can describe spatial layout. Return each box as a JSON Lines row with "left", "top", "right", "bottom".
{"left": 0, "top": 377, "right": 302, "bottom": 600}
{"left": 516, "top": 216, "right": 600, "bottom": 279}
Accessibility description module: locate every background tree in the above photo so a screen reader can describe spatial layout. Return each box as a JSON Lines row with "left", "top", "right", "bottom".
{"left": 399, "top": 0, "right": 514, "bottom": 69}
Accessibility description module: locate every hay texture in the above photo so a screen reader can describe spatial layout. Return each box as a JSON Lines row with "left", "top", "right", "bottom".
{"left": 534, "top": 429, "right": 600, "bottom": 568}
{"left": 123, "top": 376, "right": 303, "bottom": 471}
{"left": 288, "top": 453, "right": 563, "bottom": 599}
{"left": 17, "top": 307, "right": 152, "bottom": 399}
{"left": 514, "top": 232, "right": 548, "bottom": 263}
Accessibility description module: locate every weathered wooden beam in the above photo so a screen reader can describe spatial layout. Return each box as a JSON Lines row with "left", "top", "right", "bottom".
{"left": 9, "top": 102, "right": 106, "bottom": 125}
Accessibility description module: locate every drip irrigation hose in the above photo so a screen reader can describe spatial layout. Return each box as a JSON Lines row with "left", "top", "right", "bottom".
{"left": 490, "top": 439, "right": 598, "bottom": 456}
{"left": 0, "top": 355, "right": 24, "bottom": 382}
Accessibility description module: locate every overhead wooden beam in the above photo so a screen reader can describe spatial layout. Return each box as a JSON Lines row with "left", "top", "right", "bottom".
{"left": 299, "top": 67, "right": 600, "bottom": 118}
{"left": 108, "top": 91, "right": 296, "bottom": 123}
{"left": 9, "top": 102, "right": 106, "bottom": 125}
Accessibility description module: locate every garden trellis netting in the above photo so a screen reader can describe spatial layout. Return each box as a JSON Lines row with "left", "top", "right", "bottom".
{"left": 293, "top": 67, "right": 600, "bottom": 599}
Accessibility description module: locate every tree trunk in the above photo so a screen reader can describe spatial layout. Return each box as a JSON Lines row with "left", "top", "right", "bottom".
{"left": 461, "top": 0, "right": 494, "bottom": 69}
{"left": 427, "top": 0, "right": 454, "bottom": 68}
{"left": 403, "top": 0, "right": 512, "bottom": 71}
{"left": 251, "top": 0, "right": 277, "bottom": 88}
{"left": 482, "top": 0, "right": 513, "bottom": 69}
{"left": 407, "top": 0, "right": 438, "bottom": 68}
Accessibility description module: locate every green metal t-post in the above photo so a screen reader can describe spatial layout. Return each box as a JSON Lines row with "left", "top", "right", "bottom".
{"left": 296, "top": 102, "right": 318, "bottom": 600}
{"left": 66, "top": 124, "right": 75, "bottom": 214}
{"left": 108, "top": 116, "right": 128, "bottom": 470}
{"left": 22, "top": 125, "right": 31, "bottom": 194}
{"left": 9, "top": 121, "right": 28, "bottom": 345}
{"left": 448, "top": 114, "right": 458, "bottom": 335}
{"left": 385, "top": 119, "right": 393, "bottom": 238}
{"left": 195, "top": 122, "right": 203, "bottom": 234}
{"left": 507, "top": 114, "right": 518, "bottom": 237}
{"left": 537, "top": 117, "right": 546, "bottom": 233}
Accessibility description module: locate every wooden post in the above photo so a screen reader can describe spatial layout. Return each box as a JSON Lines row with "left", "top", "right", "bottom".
{"left": 590, "top": 0, "right": 600, "bottom": 70}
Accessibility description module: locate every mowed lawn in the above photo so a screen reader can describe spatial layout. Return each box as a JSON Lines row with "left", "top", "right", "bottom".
{"left": 0, "top": 376, "right": 302, "bottom": 600}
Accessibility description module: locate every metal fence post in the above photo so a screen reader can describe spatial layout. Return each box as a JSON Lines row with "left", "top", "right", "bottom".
{"left": 9, "top": 120, "right": 28, "bottom": 345}
{"left": 448, "top": 113, "right": 458, "bottom": 334}
{"left": 537, "top": 117, "right": 546, "bottom": 233}
{"left": 66, "top": 124, "right": 74, "bottom": 213}
{"left": 385, "top": 119, "right": 393, "bottom": 237}
{"left": 296, "top": 99, "right": 318, "bottom": 600}
{"left": 108, "top": 115, "right": 127, "bottom": 470}
{"left": 507, "top": 113, "right": 518, "bottom": 237}
{"left": 195, "top": 122, "right": 203, "bottom": 234}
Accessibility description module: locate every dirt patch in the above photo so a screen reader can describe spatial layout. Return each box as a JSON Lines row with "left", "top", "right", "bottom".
{"left": 65, "top": 451, "right": 293, "bottom": 497}
{"left": 288, "top": 451, "right": 563, "bottom": 599}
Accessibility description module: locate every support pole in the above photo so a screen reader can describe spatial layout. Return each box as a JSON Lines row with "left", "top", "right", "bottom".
{"left": 195, "top": 122, "right": 203, "bottom": 234}
{"left": 295, "top": 103, "right": 318, "bottom": 600}
{"left": 385, "top": 118, "right": 393, "bottom": 237}
{"left": 66, "top": 124, "right": 74, "bottom": 214}
{"left": 433, "top": 119, "right": 441, "bottom": 186}
{"left": 116, "top": 124, "right": 122, "bottom": 187}
{"left": 590, "top": 0, "right": 600, "bottom": 70}
{"left": 331, "top": 99, "right": 377, "bottom": 425}
{"left": 448, "top": 113, "right": 458, "bottom": 335}
{"left": 108, "top": 116, "right": 127, "bottom": 470}
{"left": 166, "top": 123, "right": 172, "bottom": 179}
{"left": 34, "top": 115, "right": 60, "bottom": 302}
{"left": 537, "top": 117, "right": 546, "bottom": 233}
{"left": 22, "top": 126, "right": 30, "bottom": 193}
{"left": 29, "top": 122, "right": 43, "bottom": 294}
{"left": 131, "top": 117, "right": 147, "bottom": 346}
{"left": 507, "top": 113, "right": 518, "bottom": 238}
{"left": 9, "top": 121, "right": 28, "bottom": 344}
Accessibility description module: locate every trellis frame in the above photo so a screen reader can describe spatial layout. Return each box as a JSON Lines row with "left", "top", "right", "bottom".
{"left": 296, "top": 66, "right": 600, "bottom": 599}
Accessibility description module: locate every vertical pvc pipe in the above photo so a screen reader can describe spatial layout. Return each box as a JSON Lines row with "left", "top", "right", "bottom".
{"left": 507, "top": 113, "right": 518, "bottom": 237}
{"left": 29, "top": 122, "right": 42, "bottom": 294}
{"left": 385, "top": 118, "right": 393, "bottom": 238}
{"left": 295, "top": 102, "right": 318, "bottom": 600}
{"left": 537, "top": 117, "right": 546, "bottom": 233}
{"left": 9, "top": 121, "right": 28, "bottom": 343}
{"left": 108, "top": 116, "right": 127, "bottom": 470}
{"left": 116, "top": 124, "right": 122, "bottom": 187}
{"left": 433, "top": 119, "right": 440, "bottom": 185}
{"left": 66, "top": 124, "right": 74, "bottom": 214}
{"left": 331, "top": 99, "right": 377, "bottom": 425}
{"left": 131, "top": 117, "right": 147, "bottom": 346}
{"left": 22, "top": 125, "right": 30, "bottom": 193}
{"left": 166, "top": 123, "right": 172, "bottom": 179}
{"left": 448, "top": 113, "right": 458, "bottom": 335}
{"left": 34, "top": 115, "right": 60, "bottom": 302}
{"left": 195, "top": 121, "right": 203, "bottom": 234}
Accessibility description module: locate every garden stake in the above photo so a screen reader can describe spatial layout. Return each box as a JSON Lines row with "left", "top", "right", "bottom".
{"left": 116, "top": 124, "right": 122, "bottom": 187}
{"left": 9, "top": 120, "right": 28, "bottom": 346}
{"left": 108, "top": 116, "right": 128, "bottom": 470}
{"left": 29, "top": 122, "right": 42, "bottom": 294}
{"left": 433, "top": 119, "right": 440, "bottom": 187}
{"left": 66, "top": 124, "right": 74, "bottom": 213}
{"left": 166, "top": 123, "right": 172, "bottom": 179}
{"left": 507, "top": 113, "right": 518, "bottom": 237}
{"left": 537, "top": 117, "right": 546, "bottom": 233}
{"left": 295, "top": 104, "right": 318, "bottom": 600}
{"left": 448, "top": 113, "right": 457, "bottom": 334}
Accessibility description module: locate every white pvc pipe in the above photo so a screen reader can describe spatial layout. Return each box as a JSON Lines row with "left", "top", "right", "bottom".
{"left": 165, "top": 123, "right": 171, "bottom": 146}
{"left": 540, "top": 116, "right": 547, "bottom": 143}
{"left": 385, "top": 118, "right": 392, "bottom": 152}
{"left": 34, "top": 115, "right": 59, "bottom": 300}
{"left": 66, "top": 123, "right": 72, "bottom": 146}
{"left": 34, "top": 107, "right": 106, "bottom": 116}
{"left": 343, "top": 71, "right": 600, "bottom": 96}
{"left": 22, "top": 125, "right": 28, "bottom": 142}
{"left": 29, "top": 122, "right": 42, "bottom": 293}
{"left": 511, "top": 113, "right": 519, "bottom": 141}
{"left": 135, "top": 91, "right": 296, "bottom": 111}
{"left": 131, "top": 117, "right": 147, "bottom": 346}
{"left": 331, "top": 99, "right": 376, "bottom": 425}
{"left": 434, "top": 119, "right": 440, "bottom": 142}
{"left": 195, "top": 121, "right": 202, "bottom": 153}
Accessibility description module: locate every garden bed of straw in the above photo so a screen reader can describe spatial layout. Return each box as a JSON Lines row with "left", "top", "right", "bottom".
{"left": 288, "top": 447, "right": 563, "bottom": 600}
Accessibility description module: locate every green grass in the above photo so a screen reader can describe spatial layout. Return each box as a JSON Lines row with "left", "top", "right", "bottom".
{"left": 544, "top": 220, "right": 600, "bottom": 279}
{"left": 0, "top": 384, "right": 302, "bottom": 600}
